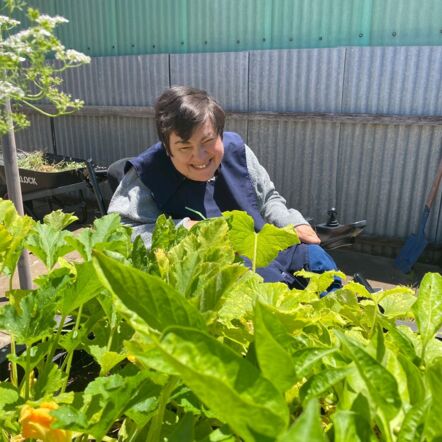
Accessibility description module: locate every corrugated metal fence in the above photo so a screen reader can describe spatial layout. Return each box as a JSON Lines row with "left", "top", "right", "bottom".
{"left": 23, "top": 0, "right": 442, "bottom": 55}
{"left": 15, "top": 45, "right": 442, "bottom": 260}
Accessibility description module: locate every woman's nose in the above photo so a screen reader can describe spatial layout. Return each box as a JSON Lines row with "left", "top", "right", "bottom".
{"left": 195, "top": 146, "right": 208, "bottom": 160}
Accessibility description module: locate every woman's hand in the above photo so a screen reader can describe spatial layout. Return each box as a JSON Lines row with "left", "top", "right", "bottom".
{"left": 184, "top": 219, "right": 199, "bottom": 229}
{"left": 295, "top": 224, "right": 321, "bottom": 244}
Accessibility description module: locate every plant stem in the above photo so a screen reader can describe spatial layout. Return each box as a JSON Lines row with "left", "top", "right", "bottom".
{"left": 252, "top": 232, "right": 258, "bottom": 273}
{"left": 10, "top": 335, "right": 18, "bottom": 387}
{"left": 61, "top": 306, "right": 83, "bottom": 393}
{"left": 146, "top": 377, "right": 178, "bottom": 442}
{"left": 107, "top": 322, "right": 115, "bottom": 352}
{"left": 25, "top": 344, "right": 31, "bottom": 400}
{"left": 42, "top": 314, "right": 66, "bottom": 381}
{"left": 379, "top": 415, "right": 394, "bottom": 442}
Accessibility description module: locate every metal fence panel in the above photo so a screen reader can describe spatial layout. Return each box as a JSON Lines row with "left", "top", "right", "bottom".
{"left": 337, "top": 123, "right": 442, "bottom": 243}
{"left": 54, "top": 0, "right": 118, "bottom": 57}
{"left": 25, "top": 0, "right": 442, "bottom": 56}
{"left": 247, "top": 118, "right": 340, "bottom": 224}
{"left": 370, "top": 0, "right": 442, "bottom": 47}
{"left": 53, "top": 115, "right": 158, "bottom": 166}
{"left": 14, "top": 115, "right": 53, "bottom": 153}
{"left": 60, "top": 55, "right": 170, "bottom": 106}
{"left": 342, "top": 46, "right": 442, "bottom": 115}
{"left": 170, "top": 52, "right": 249, "bottom": 112}
{"left": 271, "top": 0, "right": 372, "bottom": 49}
{"left": 249, "top": 48, "right": 346, "bottom": 112}
{"left": 114, "top": 0, "right": 188, "bottom": 55}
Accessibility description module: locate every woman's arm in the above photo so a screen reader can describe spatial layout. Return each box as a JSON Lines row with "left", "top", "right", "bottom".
{"left": 245, "top": 145, "right": 320, "bottom": 243}
{"left": 107, "top": 167, "right": 189, "bottom": 247}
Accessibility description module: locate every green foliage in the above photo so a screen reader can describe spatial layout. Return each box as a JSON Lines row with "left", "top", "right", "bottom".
{"left": 223, "top": 210, "right": 299, "bottom": 270}
{"left": 0, "top": 200, "right": 442, "bottom": 441}
{"left": 0, "top": 1, "right": 90, "bottom": 135}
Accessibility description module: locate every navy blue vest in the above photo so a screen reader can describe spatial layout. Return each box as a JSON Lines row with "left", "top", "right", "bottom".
{"left": 128, "top": 132, "right": 265, "bottom": 230}
{"left": 128, "top": 132, "right": 339, "bottom": 291}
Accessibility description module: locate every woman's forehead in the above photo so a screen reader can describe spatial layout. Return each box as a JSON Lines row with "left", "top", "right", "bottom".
{"left": 172, "top": 119, "right": 216, "bottom": 143}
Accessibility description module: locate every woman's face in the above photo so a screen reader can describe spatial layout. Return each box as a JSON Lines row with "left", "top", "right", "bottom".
{"left": 168, "top": 119, "right": 224, "bottom": 182}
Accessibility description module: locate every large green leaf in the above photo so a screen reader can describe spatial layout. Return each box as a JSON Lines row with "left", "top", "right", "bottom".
{"left": 378, "top": 287, "right": 416, "bottom": 318}
{"left": 299, "top": 367, "right": 353, "bottom": 403}
{"left": 25, "top": 223, "right": 75, "bottom": 269}
{"left": 332, "top": 410, "right": 375, "bottom": 442}
{"left": 43, "top": 209, "right": 78, "bottom": 230}
{"left": 336, "top": 331, "right": 401, "bottom": 421}
{"left": 276, "top": 399, "right": 326, "bottom": 442}
{"left": 0, "top": 288, "right": 57, "bottom": 345}
{"left": 66, "top": 213, "right": 131, "bottom": 261}
{"left": 197, "top": 264, "right": 248, "bottom": 312}
{"left": 0, "top": 199, "right": 35, "bottom": 276}
{"left": 150, "top": 213, "right": 188, "bottom": 252}
{"left": 254, "top": 302, "right": 296, "bottom": 393}
{"left": 377, "top": 316, "right": 419, "bottom": 363}
{"left": 59, "top": 261, "right": 104, "bottom": 315}
{"left": 0, "top": 382, "right": 21, "bottom": 412}
{"left": 292, "top": 347, "right": 337, "bottom": 382}
{"left": 295, "top": 269, "right": 346, "bottom": 296}
{"left": 424, "top": 358, "right": 442, "bottom": 440}
{"left": 398, "top": 400, "right": 429, "bottom": 442}
{"left": 92, "top": 250, "right": 206, "bottom": 332}
{"left": 412, "top": 273, "right": 442, "bottom": 357}
{"left": 131, "top": 326, "right": 289, "bottom": 441}
{"left": 223, "top": 210, "right": 299, "bottom": 268}
{"left": 397, "top": 354, "right": 425, "bottom": 405}
{"left": 52, "top": 370, "right": 155, "bottom": 441}
{"left": 88, "top": 345, "right": 127, "bottom": 376}
{"left": 168, "top": 218, "right": 235, "bottom": 297}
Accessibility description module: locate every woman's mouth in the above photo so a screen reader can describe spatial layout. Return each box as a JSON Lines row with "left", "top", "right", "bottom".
{"left": 191, "top": 159, "right": 211, "bottom": 169}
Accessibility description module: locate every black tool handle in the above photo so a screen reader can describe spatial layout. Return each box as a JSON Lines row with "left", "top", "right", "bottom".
{"left": 353, "top": 272, "right": 376, "bottom": 294}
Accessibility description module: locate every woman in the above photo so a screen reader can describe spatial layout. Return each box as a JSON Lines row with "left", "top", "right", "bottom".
{"left": 108, "top": 85, "right": 338, "bottom": 288}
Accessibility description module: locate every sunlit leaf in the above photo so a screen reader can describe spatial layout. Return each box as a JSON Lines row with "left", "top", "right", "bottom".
{"left": 223, "top": 210, "right": 299, "bottom": 268}
{"left": 93, "top": 250, "right": 206, "bottom": 332}
{"left": 277, "top": 399, "right": 325, "bottom": 442}
{"left": 299, "top": 367, "right": 353, "bottom": 403}
{"left": 398, "top": 400, "right": 429, "bottom": 442}
{"left": 25, "top": 223, "right": 75, "bottom": 269}
{"left": 332, "top": 410, "right": 375, "bottom": 442}
{"left": 129, "top": 326, "right": 289, "bottom": 441}
{"left": 336, "top": 330, "right": 401, "bottom": 420}
{"left": 412, "top": 273, "right": 442, "bottom": 357}
{"left": 43, "top": 210, "right": 78, "bottom": 230}
{"left": 254, "top": 302, "right": 296, "bottom": 393}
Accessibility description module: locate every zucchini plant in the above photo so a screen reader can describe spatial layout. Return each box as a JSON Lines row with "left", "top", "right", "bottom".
{"left": 0, "top": 199, "right": 441, "bottom": 441}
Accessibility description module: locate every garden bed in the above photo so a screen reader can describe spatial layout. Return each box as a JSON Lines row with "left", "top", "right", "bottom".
{"left": 1, "top": 200, "right": 442, "bottom": 441}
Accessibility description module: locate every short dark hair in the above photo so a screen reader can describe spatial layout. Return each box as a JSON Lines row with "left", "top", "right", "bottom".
{"left": 154, "top": 85, "right": 225, "bottom": 154}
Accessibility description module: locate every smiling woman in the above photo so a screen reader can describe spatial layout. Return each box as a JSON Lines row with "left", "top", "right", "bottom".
{"left": 108, "top": 85, "right": 338, "bottom": 290}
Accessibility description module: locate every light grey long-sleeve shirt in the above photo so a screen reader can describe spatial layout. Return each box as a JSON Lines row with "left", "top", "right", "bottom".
{"left": 108, "top": 144, "right": 308, "bottom": 246}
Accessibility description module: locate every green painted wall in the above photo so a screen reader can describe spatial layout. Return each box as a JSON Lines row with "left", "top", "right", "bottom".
{"left": 22, "top": 0, "right": 442, "bottom": 56}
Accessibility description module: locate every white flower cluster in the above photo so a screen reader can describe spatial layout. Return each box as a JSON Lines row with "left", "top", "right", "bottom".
{"left": 36, "top": 15, "right": 68, "bottom": 28}
{"left": 0, "top": 50, "right": 25, "bottom": 63}
{"left": 55, "top": 49, "right": 90, "bottom": 64}
{"left": 0, "top": 81, "right": 24, "bottom": 100}
{"left": 0, "top": 15, "right": 20, "bottom": 28}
